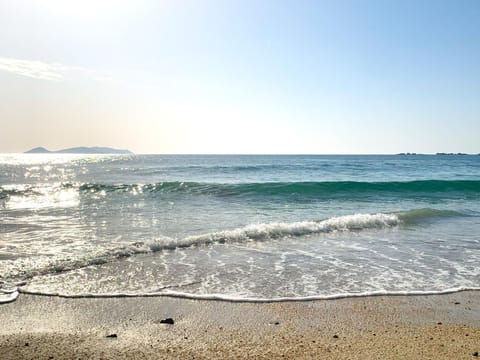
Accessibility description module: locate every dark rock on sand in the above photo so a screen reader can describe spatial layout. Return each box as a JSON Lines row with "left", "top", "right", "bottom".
{"left": 106, "top": 334, "right": 118, "bottom": 338}
{"left": 160, "top": 318, "right": 175, "bottom": 325}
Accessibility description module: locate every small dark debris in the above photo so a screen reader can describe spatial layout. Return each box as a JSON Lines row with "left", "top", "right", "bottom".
{"left": 473, "top": 352, "right": 478, "bottom": 357}
{"left": 24, "top": 343, "right": 29, "bottom": 347}
{"left": 160, "top": 318, "right": 175, "bottom": 325}
{"left": 429, "top": 337, "right": 434, "bottom": 340}
{"left": 106, "top": 334, "right": 118, "bottom": 338}
{"left": 437, "top": 322, "right": 443, "bottom": 325}
{"left": 333, "top": 335, "right": 339, "bottom": 339}
{"left": 373, "top": 333, "right": 376, "bottom": 336}
{"left": 274, "top": 322, "right": 280, "bottom": 325}
{"left": 184, "top": 336, "right": 188, "bottom": 340}
{"left": 454, "top": 302, "right": 461, "bottom": 305}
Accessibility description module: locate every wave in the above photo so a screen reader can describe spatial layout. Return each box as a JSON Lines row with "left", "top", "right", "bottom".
{"left": 3, "top": 212, "right": 400, "bottom": 281}
{"left": 396, "top": 208, "right": 464, "bottom": 224}
{"left": 2, "top": 180, "right": 480, "bottom": 200}
{"left": 3, "top": 207, "right": 466, "bottom": 281}
{"left": 4, "top": 208, "right": 459, "bottom": 282}
{"left": 179, "top": 213, "right": 399, "bottom": 244}
{"left": 0, "top": 186, "right": 41, "bottom": 200}
{"left": 78, "top": 180, "right": 480, "bottom": 196}
{"left": 0, "top": 208, "right": 474, "bottom": 303}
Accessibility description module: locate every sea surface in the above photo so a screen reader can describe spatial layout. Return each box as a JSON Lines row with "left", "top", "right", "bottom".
{"left": 1, "top": 154, "right": 480, "bottom": 302}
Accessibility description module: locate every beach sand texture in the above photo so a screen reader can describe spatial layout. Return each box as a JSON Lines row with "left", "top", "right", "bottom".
{"left": 1, "top": 291, "right": 479, "bottom": 359}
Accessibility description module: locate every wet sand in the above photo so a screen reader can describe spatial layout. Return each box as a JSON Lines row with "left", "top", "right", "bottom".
{"left": 0, "top": 291, "right": 479, "bottom": 359}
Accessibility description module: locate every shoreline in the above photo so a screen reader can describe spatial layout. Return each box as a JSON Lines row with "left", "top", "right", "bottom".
{"left": 1, "top": 291, "right": 479, "bottom": 359}
{"left": 15, "top": 285, "right": 480, "bottom": 302}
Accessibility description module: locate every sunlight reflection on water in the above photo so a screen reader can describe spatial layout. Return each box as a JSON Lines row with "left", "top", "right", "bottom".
{"left": 4, "top": 184, "right": 79, "bottom": 210}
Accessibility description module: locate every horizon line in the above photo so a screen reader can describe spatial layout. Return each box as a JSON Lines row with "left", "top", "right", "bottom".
{"left": 2, "top": 152, "right": 480, "bottom": 156}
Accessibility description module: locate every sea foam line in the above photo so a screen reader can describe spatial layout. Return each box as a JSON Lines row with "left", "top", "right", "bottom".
{"left": 0, "top": 291, "right": 19, "bottom": 304}
{"left": 16, "top": 287, "right": 480, "bottom": 303}
{"left": 0, "top": 285, "right": 20, "bottom": 304}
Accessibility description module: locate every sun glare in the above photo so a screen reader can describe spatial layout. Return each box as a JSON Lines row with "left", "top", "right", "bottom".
{"left": 41, "top": 0, "right": 139, "bottom": 19}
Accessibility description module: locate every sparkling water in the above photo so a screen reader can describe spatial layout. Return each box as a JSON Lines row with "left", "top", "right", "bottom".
{"left": 1, "top": 154, "right": 479, "bottom": 302}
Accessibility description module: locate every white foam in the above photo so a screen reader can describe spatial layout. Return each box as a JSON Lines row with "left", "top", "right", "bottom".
{"left": 151, "top": 213, "right": 400, "bottom": 251}
{"left": 96, "top": 213, "right": 400, "bottom": 260}
{"left": 0, "top": 285, "right": 19, "bottom": 304}
{"left": 16, "top": 286, "right": 480, "bottom": 303}
{"left": 1, "top": 213, "right": 400, "bottom": 281}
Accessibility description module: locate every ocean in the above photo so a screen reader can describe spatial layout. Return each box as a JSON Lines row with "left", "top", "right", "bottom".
{"left": 1, "top": 154, "right": 479, "bottom": 302}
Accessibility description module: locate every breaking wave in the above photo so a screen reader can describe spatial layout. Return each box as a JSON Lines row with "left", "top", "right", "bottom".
{"left": 3, "top": 208, "right": 462, "bottom": 283}
{"left": 2, "top": 212, "right": 400, "bottom": 281}
{"left": 1, "top": 208, "right": 476, "bottom": 304}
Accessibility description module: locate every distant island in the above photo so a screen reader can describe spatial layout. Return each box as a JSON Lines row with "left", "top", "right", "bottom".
{"left": 25, "top": 146, "right": 133, "bottom": 155}
{"left": 435, "top": 152, "right": 468, "bottom": 156}
{"left": 396, "top": 152, "right": 477, "bottom": 156}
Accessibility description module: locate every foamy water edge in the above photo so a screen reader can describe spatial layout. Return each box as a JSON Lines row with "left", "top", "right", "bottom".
{"left": 13, "top": 286, "right": 480, "bottom": 303}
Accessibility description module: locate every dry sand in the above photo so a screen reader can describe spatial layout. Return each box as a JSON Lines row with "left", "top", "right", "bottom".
{"left": 0, "top": 291, "right": 479, "bottom": 359}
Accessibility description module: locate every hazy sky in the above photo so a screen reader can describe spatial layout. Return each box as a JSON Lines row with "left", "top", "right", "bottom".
{"left": 1, "top": 0, "right": 479, "bottom": 154}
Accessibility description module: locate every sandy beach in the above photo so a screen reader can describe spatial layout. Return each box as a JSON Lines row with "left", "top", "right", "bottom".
{"left": 0, "top": 291, "right": 478, "bottom": 359}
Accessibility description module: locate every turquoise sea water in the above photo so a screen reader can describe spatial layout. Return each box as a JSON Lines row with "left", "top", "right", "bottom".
{"left": 1, "top": 154, "right": 479, "bottom": 302}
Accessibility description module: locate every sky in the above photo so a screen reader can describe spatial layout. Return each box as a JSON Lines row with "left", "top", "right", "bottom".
{"left": 0, "top": 0, "right": 479, "bottom": 154}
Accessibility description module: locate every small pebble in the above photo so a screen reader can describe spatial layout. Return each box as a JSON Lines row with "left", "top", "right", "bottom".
{"left": 160, "top": 318, "right": 175, "bottom": 325}
{"left": 106, "top": 334, "right": 117, "bottom": 338}
{"left": 333, "top": 335, "right": 339, "bottom": 339}
{"left": 473, "top": 351, "right": 478, "bottom": 357}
